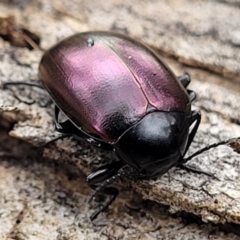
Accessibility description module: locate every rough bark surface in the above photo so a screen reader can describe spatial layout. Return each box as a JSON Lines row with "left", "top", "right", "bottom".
{"left": 1, "top": 0, "right": 240, "bottom": 239}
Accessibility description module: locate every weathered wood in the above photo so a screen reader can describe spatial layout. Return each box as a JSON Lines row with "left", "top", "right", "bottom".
{"left": 1, "top": 130, "right": 240, "bottom": 240}
{"left": 1, "top": 0, "right": 240, "bottom": 78}
{"left": 1, "top": 0, "right": 240, "bottom": 239}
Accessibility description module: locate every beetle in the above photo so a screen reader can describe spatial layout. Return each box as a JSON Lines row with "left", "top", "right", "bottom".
{"left": 3, "top": 31, "right": 238, "bottom": 220}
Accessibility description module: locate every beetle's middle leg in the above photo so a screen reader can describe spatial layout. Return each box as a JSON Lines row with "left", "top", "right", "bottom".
{"left": 54, "top": 105, "right": 113, "bottom": 150}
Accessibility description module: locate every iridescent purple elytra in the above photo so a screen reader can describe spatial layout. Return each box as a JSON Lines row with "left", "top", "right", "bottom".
{"left": 39, "top": 31, "right": 190, "bottom": 142}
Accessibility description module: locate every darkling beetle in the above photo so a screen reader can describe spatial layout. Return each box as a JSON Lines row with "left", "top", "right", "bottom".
{"left": 3, "top": 31, "right": 238, "bottom": 220}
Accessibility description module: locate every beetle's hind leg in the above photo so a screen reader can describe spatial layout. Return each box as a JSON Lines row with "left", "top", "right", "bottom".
{"left": 2, "top": 81, "right": 43, "bottom": 89}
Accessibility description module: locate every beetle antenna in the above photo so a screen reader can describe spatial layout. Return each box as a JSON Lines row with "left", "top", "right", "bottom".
{"left": 182, "top": 137, "right": 240, "bottom": 163}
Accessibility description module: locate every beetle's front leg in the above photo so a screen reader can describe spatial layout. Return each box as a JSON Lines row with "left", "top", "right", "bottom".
{"left": 89, "top": 187, "right": 119, "bottom": 221}
{"left": 87, "top": 161, "right": 125, "bottom": 220}
{"left": 176, "top": 110, "right": 217, "bottom": 178}
{"left": 183, "top": 110, "right": 201, "bottom": 156}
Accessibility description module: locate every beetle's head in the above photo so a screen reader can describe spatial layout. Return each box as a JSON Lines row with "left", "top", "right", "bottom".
{"left": 114, "top": 111, "right": 189, "bottom": 178}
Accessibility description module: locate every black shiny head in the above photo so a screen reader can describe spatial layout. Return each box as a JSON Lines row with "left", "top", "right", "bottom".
{"left": 114, "top": 111, "right": 189, "bottom": 178}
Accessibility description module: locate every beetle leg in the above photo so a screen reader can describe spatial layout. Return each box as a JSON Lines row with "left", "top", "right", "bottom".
{"left": 3, "top": 81, "right": 42, "bottom": 105}
{"left": 177, "top": 73, "right": 191, "bottom": 88}
{"left": 187, "top": 90, "right": 196, "bottom": 102}
{"left": 177, "top": 74, "right": 196, "bottom": 102}
{"left": 183, "top": 110, "right": 201, "bottom": 156}
{"left": 87, "top": 161, "right": 125, "bottom": 220}
{"left": 178, "top": 110, "right": 218, "bottom": 179}
{"left": 35, "top": 106, "right": 111, "bottom": 155}
{"left": 54, "top": 105, "right": 113, "bottom": 150}
{"left": 54, "top": 105, "right": 78, "bottom": 134}
{"left": 89, "top": 187, "right": 119, "bottom": 221}
{"left": 2, "top": 81, "right": 43, "bottom": 89}
{"left": 2, "top": 81, "right": 52, "bottom": 107}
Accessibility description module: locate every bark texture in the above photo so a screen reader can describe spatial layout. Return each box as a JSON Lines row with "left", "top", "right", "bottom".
{"left": 1, "top": 0, "right": 240, "bottom": 239}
